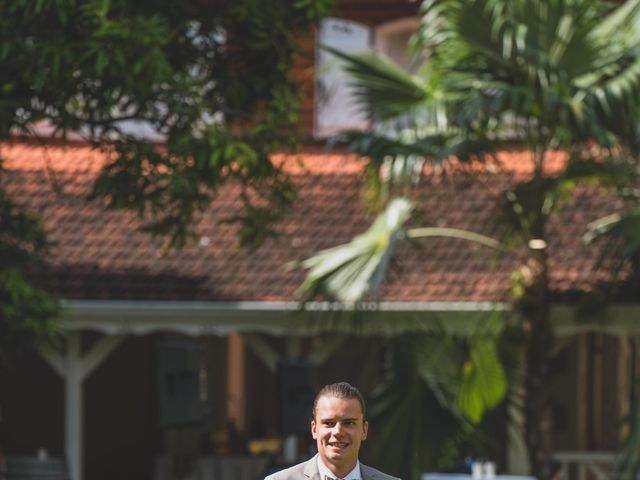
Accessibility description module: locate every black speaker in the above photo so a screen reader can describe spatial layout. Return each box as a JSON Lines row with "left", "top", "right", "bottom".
{"left": 277, "top": 359, "right": 318, "bottom": 435}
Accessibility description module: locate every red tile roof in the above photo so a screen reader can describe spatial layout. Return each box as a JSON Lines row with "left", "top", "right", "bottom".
{"left": 0, "top": 140, "right": 623, "bottom": 303}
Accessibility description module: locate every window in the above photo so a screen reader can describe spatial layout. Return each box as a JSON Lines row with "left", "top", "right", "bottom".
{"left": 314, "top": 16, "right": 422, "bottom": 138}
{"left": 315, "top": 18, "right": 373, "bottom": 138}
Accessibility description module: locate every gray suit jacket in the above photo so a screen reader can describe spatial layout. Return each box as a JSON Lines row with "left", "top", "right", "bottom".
{"left": 264, "top": 454, "right": 400, "bottom": 480}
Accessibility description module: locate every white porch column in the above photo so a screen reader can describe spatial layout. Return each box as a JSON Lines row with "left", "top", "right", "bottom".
{"left": 40, "top": 332, "right": 125, "bottom": 480}
{"left": 65, "top": 332, "right": 83, "bottom": 480}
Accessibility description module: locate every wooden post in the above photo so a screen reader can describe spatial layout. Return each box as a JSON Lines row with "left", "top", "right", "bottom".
{"left": 227, "top": 333, "right": 246, "bottom": 431}
{"left": 575, "top": 335, "right": 588, "bottom": 450}
{"left": 617, "top": 337, "right": 632, "bottom": 442}
{"left": 592, "top": 334, "right": 604, "bottom": 448}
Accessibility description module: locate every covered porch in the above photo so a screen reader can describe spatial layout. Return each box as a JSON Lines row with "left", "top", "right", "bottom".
{"left": 3, "top": 301, "right": 640, "bottom": 480}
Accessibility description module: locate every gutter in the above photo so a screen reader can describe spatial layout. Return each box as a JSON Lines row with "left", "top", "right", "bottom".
{"left": 60, "top": 299, "right": 510, "bottom": 337}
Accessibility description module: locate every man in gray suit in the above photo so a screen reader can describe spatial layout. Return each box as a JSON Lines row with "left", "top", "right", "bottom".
{"left": 265, "top": 382, "right": 399, "bottom": 480}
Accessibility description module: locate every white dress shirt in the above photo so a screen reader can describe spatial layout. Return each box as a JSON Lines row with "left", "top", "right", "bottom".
{"left": 317, "top": 456, "right": 362, "bottom": 480}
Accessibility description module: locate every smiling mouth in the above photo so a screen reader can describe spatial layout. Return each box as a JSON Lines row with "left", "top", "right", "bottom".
{"left": 328, "top": 442, "right": 349, "bottom": 449}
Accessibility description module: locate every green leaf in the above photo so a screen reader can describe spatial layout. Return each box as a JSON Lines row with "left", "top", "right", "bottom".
{"left": 456, "top": 339, "right": 507, "bottom": 423}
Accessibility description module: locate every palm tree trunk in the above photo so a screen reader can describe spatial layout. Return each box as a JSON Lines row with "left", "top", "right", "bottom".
{"left": 521, "top": 239, "right": 555, "bottom": 480}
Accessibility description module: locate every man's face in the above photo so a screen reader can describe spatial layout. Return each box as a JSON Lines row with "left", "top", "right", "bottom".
{"left": 311, "top": 395, "right": 368, "bottom": 477}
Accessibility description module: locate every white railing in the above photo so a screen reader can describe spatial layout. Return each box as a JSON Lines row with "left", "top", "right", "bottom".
{"left": 551, "top": 451, "right": 616, "bottom": 480}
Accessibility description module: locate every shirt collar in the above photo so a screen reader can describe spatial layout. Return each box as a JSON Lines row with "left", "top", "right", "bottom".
{"left": 316, "top": 455, "right": 361, "bottom": 480}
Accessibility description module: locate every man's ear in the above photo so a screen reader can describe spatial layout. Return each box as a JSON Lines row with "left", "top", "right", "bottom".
{"left": 362, "top": 420, "right": 368, "bottom": 440}
{"left": 311, "top": 420, "right": 318, "bottom": 439}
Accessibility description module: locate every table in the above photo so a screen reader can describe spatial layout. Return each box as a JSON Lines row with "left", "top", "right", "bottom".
{"left": 6, "top": 456, "right": 69, "bottom": 479}
{"left": 422, "top": 474, "right": 536, "bottom": 480}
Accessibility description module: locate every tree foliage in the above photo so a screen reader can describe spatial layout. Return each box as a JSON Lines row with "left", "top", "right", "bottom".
{"left": 0, "top": 187, "right": 59, "bottom": 360}
{"left": 0, "top": 0, "right": 333, "bottom": 351}
{"left": 1, "top": 0, "right": 333, "bottom": 246}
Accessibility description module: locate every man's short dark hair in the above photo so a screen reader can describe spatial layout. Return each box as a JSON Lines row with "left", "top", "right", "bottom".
{"left": 312, "top": 382, "right": 366, "bottom": 420}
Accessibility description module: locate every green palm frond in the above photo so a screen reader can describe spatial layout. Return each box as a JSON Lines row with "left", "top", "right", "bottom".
{"left": 293, "top": 197, "right": 413, "bottom": 304}
{"left": 341, "top": 130, "right": 435, "bottom": 163}
{"left": 583, "top": 58, "right": 640, "bottom": 142}
{"left": 322, "top": 46, "right": 433, "bottom": 123}
{"left": 340, "top": 129, "right": 494, "bottom": 206}
{"left": 586, "top": 210, "right": 640, "bottom": 252}
{"left": 591, "top": 0, "right": 640, "bottom": 44}
{"left": 366, "top": 327, "right": 507, "bottom": 480}
{"left": 497, "top": 152, "right": 636, "bottom": 244}
{"left": 366, "top": 336, "right": 473, "bottom": 480}
{"left": 584, "top": 210, "right": 640, "bottom": 279}
{"left": 294, "top": 197, "right": 499, "bottom": 305}
{"left": 408, "top": 227, "right": 499, "bottom": 249}
{"left": 342, "top": 129, "right": 493, "bottom": 170}
{"left": 417, "top": 0, "right": 640, "bottom": 152}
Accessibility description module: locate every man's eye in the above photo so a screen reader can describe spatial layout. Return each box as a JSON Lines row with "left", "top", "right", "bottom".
{"left": 324, "top": 422, "right": 335, "bottom": 427}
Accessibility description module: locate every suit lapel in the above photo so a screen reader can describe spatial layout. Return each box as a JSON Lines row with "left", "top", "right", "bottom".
{"left": 304, "top": 455, "right": 322, "bottom": 480}
{"left": 360, "top": 464, "right": 381, "bottom": 480}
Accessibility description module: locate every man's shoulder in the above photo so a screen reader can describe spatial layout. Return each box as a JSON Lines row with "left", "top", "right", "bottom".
{"left": 263, "top": 457, "right": 401, "bottom": 480}
{"left": 361, "top": 463, "right": 401, "bottom": 480}
{"left": 263, "top": 458, "right": 312, "bottom": 480}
